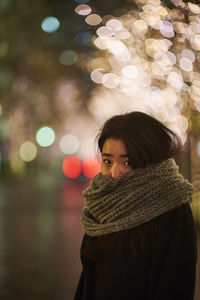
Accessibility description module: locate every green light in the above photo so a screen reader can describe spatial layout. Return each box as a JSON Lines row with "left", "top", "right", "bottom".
{"left": 59, "top": 50, "right": 78, "bottom": 66}
{"left": 36, "top": 126, "right": 55, "bottom": 147}
{"left": 41, "top": 16, "right": 60, "bottom": 33}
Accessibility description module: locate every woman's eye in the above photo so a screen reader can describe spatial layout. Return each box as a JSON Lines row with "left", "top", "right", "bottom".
{"left": 124, "top": 160, "right": 130, "bottom": 166}
{"left": 103, "top": 159, "right": 111, "bottom": 165}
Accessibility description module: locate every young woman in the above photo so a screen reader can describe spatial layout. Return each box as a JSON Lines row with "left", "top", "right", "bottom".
{"left": 74, "top": 111, "right": 197, "bottom": 300}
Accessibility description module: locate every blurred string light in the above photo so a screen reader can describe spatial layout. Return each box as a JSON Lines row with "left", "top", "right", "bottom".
{"left": 36, "top": 126, "right": 55, "bottom": 147}
{"left": 41, "top": 16, "right": 60, "bottom": 33}
{"left": 59, "top": 50, "right": 78, "bottom": 66}
{"left": 79, "top": 0, "right": 200, "bottom": 145}
{"left": 62, "top": 155, "right": 81, "bottom": 179}
{"left": 59, "top": 134, "right": 79, "bottom": 155}
{"left": 19, "top": 141, "right": 37, "bottom": 162}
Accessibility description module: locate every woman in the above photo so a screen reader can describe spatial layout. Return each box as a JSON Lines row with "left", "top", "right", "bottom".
{"left": 74, "top": 111, "right": 197, "bottom": 300}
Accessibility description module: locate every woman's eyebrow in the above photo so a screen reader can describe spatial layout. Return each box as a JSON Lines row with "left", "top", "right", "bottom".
{"left": 102, "top": 153, "right": 113, "bottom": 157}
{"left": 102, "top": 153, "right": 128, "bottom": 157}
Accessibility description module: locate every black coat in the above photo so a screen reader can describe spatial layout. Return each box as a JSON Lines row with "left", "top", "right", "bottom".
{"left": 74, "top": 203, "right": 197, "bottom": 300}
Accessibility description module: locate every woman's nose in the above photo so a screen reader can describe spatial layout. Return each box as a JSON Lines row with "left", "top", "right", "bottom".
{"left": 111, "top": 164, "right": 122, "bottom": 178}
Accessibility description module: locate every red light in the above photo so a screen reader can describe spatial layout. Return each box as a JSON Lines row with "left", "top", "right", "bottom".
{"left": 62, "top": 155, "right": 81, "bottom": 179}
{"left": 82, "top": 157, "right": 101, "bottom": 178}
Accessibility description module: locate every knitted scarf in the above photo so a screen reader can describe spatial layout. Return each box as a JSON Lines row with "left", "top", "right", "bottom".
{"left": 82, "top": 158, "right": 194, "bottom": 236}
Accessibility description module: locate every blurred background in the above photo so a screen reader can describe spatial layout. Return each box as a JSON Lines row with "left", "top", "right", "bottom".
{"left": 0, "top": 0, "right": 200, "bottom": 299}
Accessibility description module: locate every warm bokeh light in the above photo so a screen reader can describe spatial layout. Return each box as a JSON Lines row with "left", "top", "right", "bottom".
{"left": 181, "top": 49, "right": 195, "bottom": 62}
{"left": 59, "top": 134, "right": 79, "bottom": 155}
{"left": 85, "top": 14, "right": 102, "bottom": 26}
{"left": 62, "top": 155, "right": 81, "bottom": 179}
{"left": 179, "top": 58, "right": 193, "bottom": 72}
{"left": 82, "top": 157, "right": 101, "bottom": 178}
{"left": 96, "top": 26, "right": 113, "bottom": 37}
{"left": 19, "top": 141, "right": 37, "bottom": 162}
{"left": 41, "top": 16, "right": 60, "bottom": 33}
{"left": 134, "top": 20, "right": 148, "bottom": 32}
{"left": 106, "top": 19, "right": 123, "bottom": 31}
{"left": 93, "top": 37, "right": 107, "bottom": 49}
{"left": 102, "top": 73, "right": 120, "bottom": 89}
{"left": 188, "top": 2, "right": 200, "bottom": 14}
{"left": 81, "top": 1, "right": 200, "bottom": 146}
{"left": 75, "top": 4, "right": 92, "bottom": 16}
{"left": 1, "top": 0, "right": 200, "bottom": 179}
{"left": 159, "top": 21, "right": 174, "bottom": 38}
{"left": 90, "top": 68, "right": 104, "bottom": 84}
{"left": 121, "top": 65, "right": 138, "bottom": 79}
{"left": 36, "top": 127, "right": 55, "bottom": 147}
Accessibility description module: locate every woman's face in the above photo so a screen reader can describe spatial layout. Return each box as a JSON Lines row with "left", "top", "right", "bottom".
{"left": 101, "top": 138, "right": 132, "bottom": 178}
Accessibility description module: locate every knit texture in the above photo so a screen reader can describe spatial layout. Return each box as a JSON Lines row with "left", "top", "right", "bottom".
{"left": 82, "top": 158, "right": 194, "bottom": 236}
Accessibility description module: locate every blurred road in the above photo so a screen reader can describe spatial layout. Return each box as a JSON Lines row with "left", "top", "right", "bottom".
{"left": 0, "top": 175, "right": 89, "bottom": 300}
{"left": 0, "top": 173, "right": 199, "bottom": 300}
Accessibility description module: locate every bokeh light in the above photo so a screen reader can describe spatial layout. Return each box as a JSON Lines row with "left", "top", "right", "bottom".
{"left": 59, "top": 134, "right": 79, "bottom": 155}
{"left": 59, "top": 50, "right": 78, "bottom": 66}
{"left": 121, "top": 65, "right": 138, "bottom": 79}
{"left": 36, "top": 126, "right": 55, "bottom": 147}
{"left": 91, "top": 68, "right": 104, "bottom": 84}
{"left": 97, "top": 26, "right": 113, "bottom": 37}
{"left": 41, "top": 16, "right": 60, "bottom": 33}
{"left": 159, "top": 21, "right": 174, "bottom": 38}
{"left": 188, "top": 2, "right": 200, "bottom": 14}
{"left": 106, "top": 19, "right": 123, "bottom": 31}
{"left": 75, "top": 4, "right": 92, "bottom": 16}
{"left": 19, "top": 141, "right": 37, "bottom": 162}
{"left": 62, "top": 155, "right": 81, "bottom": 179}
{"left": 179, "top": 58, "right": 193, "bottom": 72}
{"left": 85, "top": 14, "right": 102, "bottom": 26}
{"left": 181, "top": 49, "right": 195, "bottom": 62}
{"left": 102, "top": 73, "right": 120, "bottom": 89}
{"left": 82, "top": 157, "right": 101, "bottom": 178}
{"left": 80, "top": 1, "right": 200, "bottom": 146}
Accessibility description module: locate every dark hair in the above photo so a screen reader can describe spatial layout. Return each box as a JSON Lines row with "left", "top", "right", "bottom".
{"left": 98, "top": 111, "right": 182, "bottom": 168}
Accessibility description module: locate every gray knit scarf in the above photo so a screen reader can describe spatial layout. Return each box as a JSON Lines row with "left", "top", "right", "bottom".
{"left": 82, "top": 158, "right": 194, "bottom": 236}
